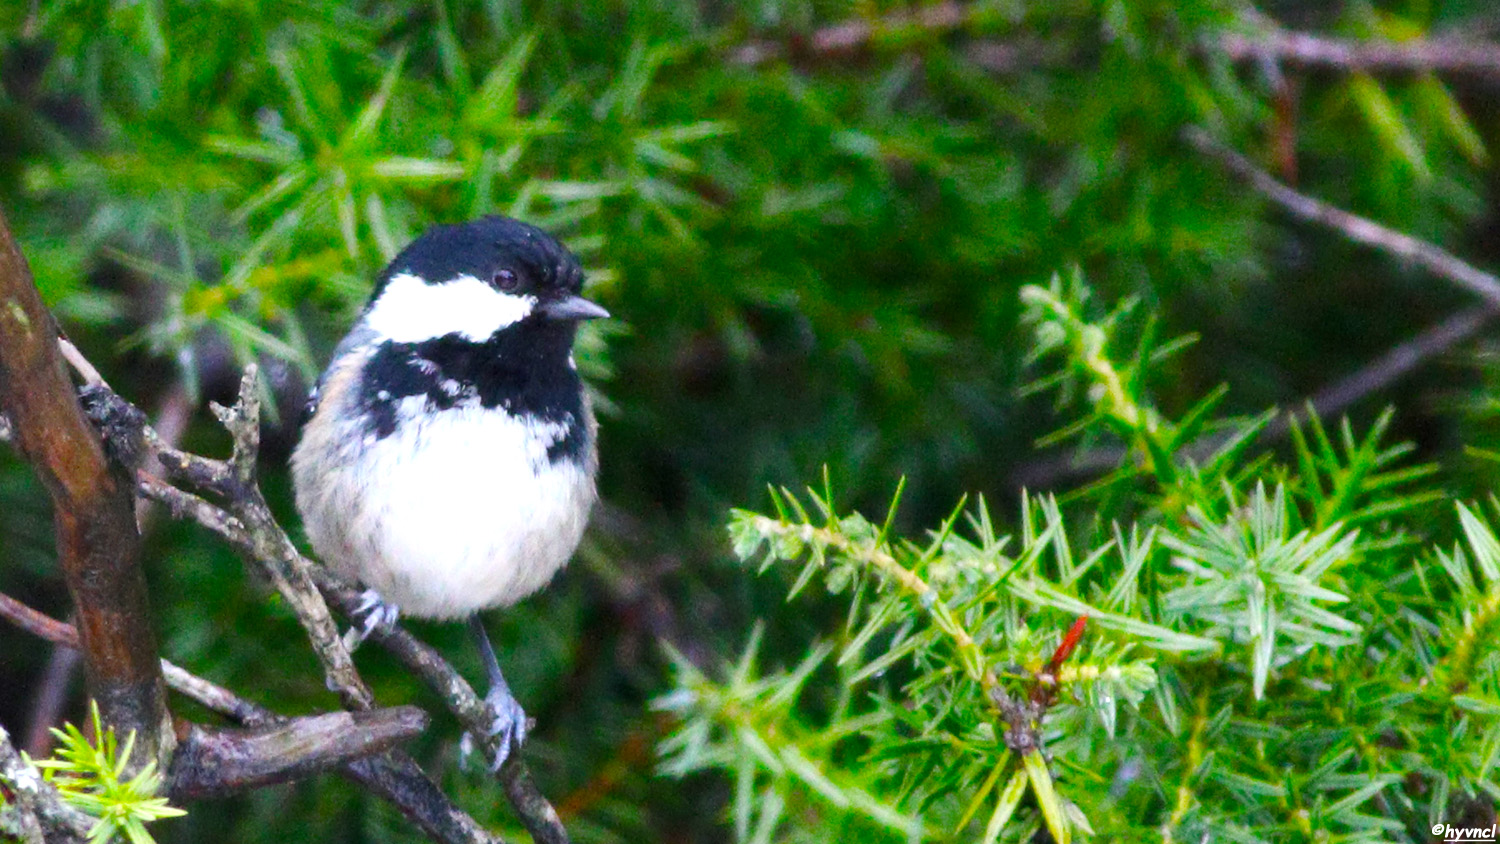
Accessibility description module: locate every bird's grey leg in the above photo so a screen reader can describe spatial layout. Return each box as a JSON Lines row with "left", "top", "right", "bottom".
{"left": 340, "top": 588, "right": 400, "bottom": 652}
{"left": 461, "top": 616, "right": 528, "bottom": 771}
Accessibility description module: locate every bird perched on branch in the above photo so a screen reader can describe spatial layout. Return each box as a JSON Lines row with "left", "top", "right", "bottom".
{"left": 291, "top": 215, "right": 607, "bottom": 768}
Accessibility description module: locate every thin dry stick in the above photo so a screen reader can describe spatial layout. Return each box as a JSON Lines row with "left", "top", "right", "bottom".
{"left": 1184, "top": 126, "right": 1500, "bottom": 307}
{"left": 1012, "top": 133, "right": 1500, "bottom": 489}
{"left": 27, "top": 379, "right": 196, "bottom": 757}
{"left": 139, "top": 457, "right": 570, "bottom": 843}
{"left": 56, "top": 338, "right": 102, "bottom": 387}
{"left": 157, "top": 366, "right": 375, "bottom": 712}
{"left": 1216, "top": 26, "right": 1500, "bottom": 77}
{"left": 68, "top": 357, "right": 374, "bottom": 713}
{"left": 3, "top": 222, "right": 522, "bottom": 843}
{"left": 0, "top": 591, "right": 428, "bottom": 784}
{"left": 176, "top": 501, "right": 572, "bottom": 844}
{"left": 0, "top": 591, "right": 504, "bottom": 844}
{"left": 21, "top": 643, "right": 79, "bottom": 756}
{"left": 1188, "top": 127, "right": 1500, "bottom": 426}
{"left": 71, "top": 367, "right": 570, "bottom": 843}
{"left": 0, "top": 208, "right": 170, "bottom": 774}
{"left": 169, "top": 709, "right": 431, "bottom": 801}
{"left": 312, "top": 573, "right": 570, "bottom": 844}
{"left": 46, "top": 352, "right": 517, "bottom": 843}
{"left": 730, "top": 0, "right": 1500, "bottom": 77}
{"left": 1264, "top": 305, "right": 1500, "bottom": 440}
{"left": 732, "top": 0, "right": 975, "bottom": 65}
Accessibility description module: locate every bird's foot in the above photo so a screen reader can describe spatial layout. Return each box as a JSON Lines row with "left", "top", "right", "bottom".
{"left": 459, "top": 685, "right": 531, "bottom": 772}
{"left": 341, "top": 589, "right": 399, "bottom": 652}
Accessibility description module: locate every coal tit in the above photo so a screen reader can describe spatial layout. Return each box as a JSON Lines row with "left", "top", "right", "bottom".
{"left": 291, "top": 215, "right": 607, "bottom": 766}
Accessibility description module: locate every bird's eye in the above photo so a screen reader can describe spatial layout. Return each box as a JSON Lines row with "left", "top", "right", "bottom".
{"left": 494, "top": 269, "right": 520, "bottom": 292}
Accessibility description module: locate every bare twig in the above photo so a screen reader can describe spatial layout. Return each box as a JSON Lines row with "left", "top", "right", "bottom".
{"left": 729, "top": 0, "right": 1500, "bottom": 80}
{"left": 75, "top": 370, "right": 568, "bottom": 841}
{"left": 137, "top": 381, "right": 193, "bottom": 526}
{"left": 1013, "top": 133, "right": 1500, "bottom": 490}
{"left": 1266, "top": 305, "right": 1500, "bottom": 439}
{"left": 55, "top": 338, "right": 102, "bottom": 387}
{"left": 145, "top": 367, "right": 374, "bottom": 712}
{"left": 0, "top": 591, "right": 78, "bottom": 652}
{"left": 0, "top": 591, "right": 504, "bottom": 844}
{"left": 1189, "top": 126, "right": 1500, "bottom": 423}
{"left": 26, "top": 382, "right": 196, "bottom": 757}
{"left": 1216, "top": 26, "right": 1500, "bottom": 78}
{"left": 313, "top": 573, "right": 571, "bottom": 844}
{"left": 0, "top": 207, "right": 170, "bottom": 771}
{"left": 3, "top": 217, "right": 548, "bottom": 842}
{"left": 732, "top": 1, "right": 977, "bottom": 66}
{"left": 170, "top": 708, "right": 430, "bottom": 799}
{"left": 60, "top": 357, "right": 372, "bottom": 713}
{"left": 1185, "top": 126, "right": 1500, "bottom": 307}
{"left": 137, "top": 474, "right": 250, "bottom": 541}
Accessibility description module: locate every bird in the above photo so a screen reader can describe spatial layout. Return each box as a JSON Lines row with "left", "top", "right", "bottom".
{"left": 290, "top": 215, "right": 607, "bottom": 768}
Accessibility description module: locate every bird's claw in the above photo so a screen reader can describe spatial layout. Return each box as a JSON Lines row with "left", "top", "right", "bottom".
{"left": 460, "top": 687, "right": 531, "bottom": 772}
{"left": 342, "top": 589, "right": 399, "bottom": 652}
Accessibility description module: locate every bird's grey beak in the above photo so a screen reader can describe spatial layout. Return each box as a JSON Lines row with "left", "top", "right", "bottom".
{"left": 538, "top": 295, "right": 610, "bottom": 322}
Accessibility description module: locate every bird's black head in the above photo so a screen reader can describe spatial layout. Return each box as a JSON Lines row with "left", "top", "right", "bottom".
{"left": 347, "top": 216, "right": 605, "bottom": 457}
{"left": 359, "top": 215, "right": 606, "bottom": 352}
{"left": 366, "top": 214, "right": 606, "bottom": 326}
{"left": 372, "top": 216, "right": 578, "bottom": 298}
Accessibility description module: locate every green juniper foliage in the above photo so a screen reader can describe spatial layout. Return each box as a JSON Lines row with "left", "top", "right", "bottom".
{"left": 27, "top": 702, "right": 185, "bottom": 844}
{"left": 3, "top": 0, "right": 1500, "bottom": 842}
{"left": 659, "top": 278, "right": 1500, "bottom": 842}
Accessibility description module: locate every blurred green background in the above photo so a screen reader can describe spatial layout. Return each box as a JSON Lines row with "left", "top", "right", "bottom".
{"left": 1, "top": 0, "right": 1498, "bottom": 841}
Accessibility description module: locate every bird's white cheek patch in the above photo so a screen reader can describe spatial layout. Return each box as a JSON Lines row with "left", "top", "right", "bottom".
{"left": 365, "top": 273, "right": 535, "bottom": 343}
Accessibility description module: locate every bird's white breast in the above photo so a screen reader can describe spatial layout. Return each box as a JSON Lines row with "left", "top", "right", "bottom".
{"left": 294, "top": 393, "right": 596, "bottom": 620}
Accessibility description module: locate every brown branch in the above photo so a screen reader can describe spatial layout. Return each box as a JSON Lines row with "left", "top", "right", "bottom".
{"left": 1185, "top": 126, "right": 1500, "bottom": 307}
{"left": 0, "top": 206, "right": 171, "bottom": 772}
{"left": 0, "top": 592, "right": 504, "bottom": 844}
{"left": 144, "top": 367, "right": 375, "bottom": 712}
{"left": 55, "top": 338, "right": 102, "bottom": 387}
{"left": 340, "top": 754, "right": 507, "bottom": 844}
{"left": 65, "top": 360, "right": 374, "bottom": 713}
{"left": 0, "top": 591, "right": 78, "bottom": 646}
{"left": 724, "top": 0, "right": 1500, "bottom": 84}
{"left": 136, "top": 380, "right": 194, "bottom": 527}
{"left": 169, "top": 708, "right": 429, "bottom": 799}
{"left": 731, "top": 1, "right": 977, "bottom": 66}
{"left": 75, "top": 372, "right": 568, "bottom": 842}
{"left": 1012, "top": 133, "right": 1500, "bottom": 489}
{"left": 1190, "top": 126, "right": 1500, "bottom": 427}
{"left": 1265, "top": 305, "right": 1500, "bottom": 439}
{"left": 313, "top": 573, "right": 571, "bottom": 844}
{"left": 1216, "top": 26, "right": 1500, "bottom": 77}
{"left": 26, "top": 381, "right": 196, "bottom": 757}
